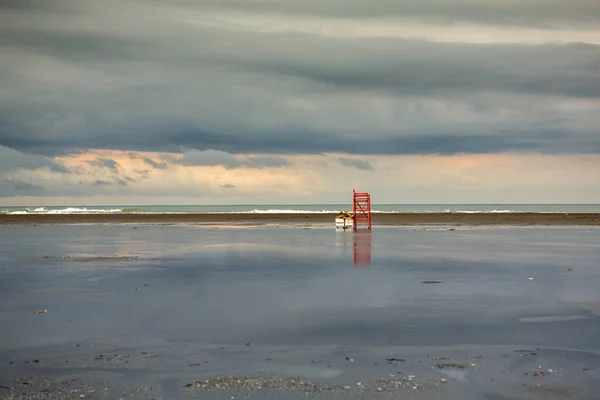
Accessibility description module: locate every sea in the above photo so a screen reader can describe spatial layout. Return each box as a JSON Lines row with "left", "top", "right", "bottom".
{"left": 2, "top": 204, "right": 599, "bottom": 215}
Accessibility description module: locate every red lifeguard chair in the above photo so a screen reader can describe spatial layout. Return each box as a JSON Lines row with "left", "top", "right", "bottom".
{"left": 352, "top": 189, "right": 372, "bottom": 230}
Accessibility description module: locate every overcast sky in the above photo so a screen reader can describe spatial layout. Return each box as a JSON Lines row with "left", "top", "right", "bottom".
{"left": 1, "top": 0, "right": 599, "bottom": 205}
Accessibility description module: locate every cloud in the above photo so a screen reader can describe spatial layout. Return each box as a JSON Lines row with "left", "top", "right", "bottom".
{"left": 91, "top": 177, "right": 133, "bottom": 186}
{"left": 0, "top": 0, "right": 598, "bottom": 160}
{"left": 178, "top": 148, "right": 288, "bottom": 168}
{"left": 0, "top": 145, "right": 70, "bottom": 174}
{"left": 2, "top": 150, "right": 599, "bottom": 204}
{"left": 0, "top": 177, "right": 46, "bottom": 197}
{"left": 0, "top": 1, "right": 599, "bottom": 206}
{"left": 191, "top": 0, "right": 600, "bottom": 29}
{"left": 2, "top": 178, "right": 42, "bottom": 191}
{"left": 143, "top": 157, "right": 168, "bottom": 169}
{"left": 86, "top": 157, "right": 119, "bottom": 172}
{"left": 338, "top": 157, "right": 373, "bottom": 170}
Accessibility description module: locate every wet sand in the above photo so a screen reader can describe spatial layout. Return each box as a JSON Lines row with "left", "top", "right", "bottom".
{"left": 1, "top": 212, "right": 599, "bottom": 226}
{"left": 1, "top": 225, "right": 599, "bottom": 399}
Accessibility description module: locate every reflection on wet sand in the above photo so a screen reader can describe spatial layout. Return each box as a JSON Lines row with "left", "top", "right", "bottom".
{"left": 353, "top": 229, "right": 372, "bottom": 268}
{"left": 334, "top": 229, "right": 372, "bottom": 267}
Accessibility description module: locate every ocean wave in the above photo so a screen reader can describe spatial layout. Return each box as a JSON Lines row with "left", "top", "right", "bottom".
{"left": 8, "top": 207, "right": 123, "bottom": 215}
{"left": 205, "top": 209, "right": 400, "bottom": 214}
{"left": 441, "top": 209, "right": 519, "bottom": 214}
{"left": 3, "top": 205, "right": 595, "bottom": 215}
{"left": 247, "top": 209, "right": 339, "bottom": 214}
{"left": 5, "top": 207, "right": 399, "bottom": 215}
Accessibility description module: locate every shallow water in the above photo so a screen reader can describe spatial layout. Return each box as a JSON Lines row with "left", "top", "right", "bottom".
{"left": 0, "top": 225, "right": 599, "bottom": 399}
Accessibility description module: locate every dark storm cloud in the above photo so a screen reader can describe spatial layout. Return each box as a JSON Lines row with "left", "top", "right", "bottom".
{"left": 0, "top": 30, "right": 151, "bottom": 63}
{"left": 0, "top": 0, "right": 599, "bottom": 158}
{"left": 223, "top": 41, "right": 600, "bottom": 99}
{"left": 0, "top": 0, "right": 82, "bottom": 12}
{"left": 191, "top": 0, "right": 600, "bottom": 29}
{"left": 0, "top": 145, "right": 71, "bottom": 173}
{"left": 3, "top": 179, "right": 41, "bottom": 191}
{"left": 0, "top": 178, "right": 46, "bottom": 197}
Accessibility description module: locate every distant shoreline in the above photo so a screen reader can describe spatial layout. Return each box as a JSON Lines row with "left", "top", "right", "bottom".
{"left": 1, "top": 213, "right": 599, "bottom": 226}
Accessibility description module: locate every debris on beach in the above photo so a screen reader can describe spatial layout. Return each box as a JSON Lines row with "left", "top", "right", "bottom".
{"left": 0, "top": 376, "right": 113, "bottom": 400}
{"left": 93, "top": 354, "right": 129, "bottom": 362}
{"left": 63, "top": 255, "right": 138, "bottom": 262}
{"left": 521, "top": 384, "right": 571, "bottom": 397}
{"left": 387, "top": 358, "right": 406, "bottom": 363}
{"left": 525, "top": 366, "right": 556, "bottom": 378}
{"left": 183, "top": 376, "right": 332, "bottom": 392}
{"left": 436, "top": 362, "right": 474, "bottom": 370}
{"left": 182, "top": 375, "right": 442, "bottom": 394}
{"left": 515, "top": 349, "right": 538, "bottom": 357}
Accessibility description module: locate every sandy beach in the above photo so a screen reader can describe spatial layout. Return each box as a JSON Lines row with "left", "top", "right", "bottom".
{"left": 1, "top": 224, "right": 599, "bottom": 399}
{"left": 1, "top": 212, "right": 599, "bottom": 226}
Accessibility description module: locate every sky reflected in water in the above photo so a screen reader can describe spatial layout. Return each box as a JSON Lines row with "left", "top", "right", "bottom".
{"left": 1, "top": 225, "right": 599, "bottom": 352}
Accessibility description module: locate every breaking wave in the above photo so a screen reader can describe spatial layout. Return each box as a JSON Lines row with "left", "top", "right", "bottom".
{"left": 8, "top": 207, "right": 123, "bottom": 215}
{"left": 2, "top": 205, "right": 597, "bottom": 215}
{"left": 440, "top": 209, "right": 517, "bottom": 214}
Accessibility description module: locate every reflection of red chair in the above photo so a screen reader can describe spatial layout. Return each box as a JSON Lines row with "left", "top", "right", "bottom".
{"left": 353, "top": 230, "right": 372, "bottom": 268}
{"left": 352, "top": 189, "right": 371, "bottom": 230}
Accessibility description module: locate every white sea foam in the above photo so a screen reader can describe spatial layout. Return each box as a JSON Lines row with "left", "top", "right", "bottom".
{"left": 247, "top": 209, "right": 339, "bottom": 214}
{"left": 9, "top": 207, "right": 123, "bottom": 215}
{"left": 4, "top": 204, "right": 596, "bottom": 215}
{"left": 441, "top": 209, "right": 518, "bottom": 214}
{"left": 47, "top": 207, "right": 123, "bottom": 214}
{"left": 206, "top": 209, "right": 399, "bottom": 214}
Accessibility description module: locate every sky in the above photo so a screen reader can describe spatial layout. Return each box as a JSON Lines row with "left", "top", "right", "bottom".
{"left": 1, "top": 0, "right": 599, "bottom": 205}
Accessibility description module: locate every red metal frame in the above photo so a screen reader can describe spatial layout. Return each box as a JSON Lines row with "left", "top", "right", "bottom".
{"left": 352, "top": 189, "right": 371, "bottom": 230}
